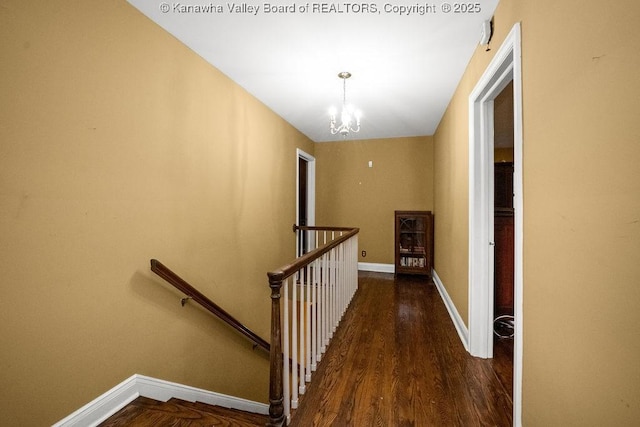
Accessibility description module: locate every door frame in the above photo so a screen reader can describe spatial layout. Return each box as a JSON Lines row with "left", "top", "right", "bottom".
{"left": 296, "top": 149, "right": 316, "bottom": 254}
{"left": 468, "top": 23, "right": 523, "bottom": 426}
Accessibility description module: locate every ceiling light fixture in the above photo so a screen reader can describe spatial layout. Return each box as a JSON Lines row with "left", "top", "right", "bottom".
{"left": 329, "top": 71, "right": 361, "bottom": 137}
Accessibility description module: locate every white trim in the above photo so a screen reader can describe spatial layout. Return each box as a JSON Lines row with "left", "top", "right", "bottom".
{"left": 53, "top": 374, "right": 269, "bottom": 427}
{"left": 358, "top": 262, "right": 394, "bottom": 273}
{"left": 512, "top": 23, "right": 525, "bottom": 427}
{"left": 432, "top": 269, "right": 469, "bottom": 351}
{"left": 135, "top": 375, "right": 268, "bottom": 413}
{"left": 296, "top": 148, "right": 316, "bottom": 254}
{"left": 296, "top": 149, "right": 316, "bottom": 227}
{"left": 468, "top": 23, "right": 523, "bottom": 427}
{"left": 468, "top": 42, "right": 515, "bottom": 359}
{"left": 52, "top": 375, "right": 139, "bottom": 427}
{"left": 296, "top": 148, "right": 316, "bottom": 226}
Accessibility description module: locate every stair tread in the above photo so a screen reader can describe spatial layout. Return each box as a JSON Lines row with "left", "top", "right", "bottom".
{"left": 99, "top": 396, "right": 268, "bottom": 426}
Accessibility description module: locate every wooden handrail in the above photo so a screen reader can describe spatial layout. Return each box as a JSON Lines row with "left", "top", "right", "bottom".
{"left": 293, "top": 224, "right": 357, "bottom": 232}
{"left": 269, "top": 226, "right": 359, "bottom": 283}
{"left": 150, "top": 259, "right": 270, "bottom": 353}
{"left": 267, "top": 226, "right": 359, "bottom": 426}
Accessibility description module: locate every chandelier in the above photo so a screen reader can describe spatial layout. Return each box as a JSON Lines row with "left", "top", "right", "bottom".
{"left": 329, "top": 72, "right": 361, "bottom": 137}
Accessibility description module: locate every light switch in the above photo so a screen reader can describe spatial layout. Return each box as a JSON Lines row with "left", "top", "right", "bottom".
{"left": 368, "top": 160, "right": 373, "bottom": 168}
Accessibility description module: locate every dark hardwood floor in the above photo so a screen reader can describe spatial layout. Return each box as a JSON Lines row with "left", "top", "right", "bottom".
{"left": 290, "top": 271, "right": 513, "bottom": 426}
{"left": 99, "top": 396, "right": 268, "bottom": 426}
{"left": 100, "top": 272, "right": 512, "bottom": 426}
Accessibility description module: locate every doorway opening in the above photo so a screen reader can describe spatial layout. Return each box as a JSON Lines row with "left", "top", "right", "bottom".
{"left": 492, "top": 80, "right": 515, "bottom": 404}
{"left": 468, "top": 24, "right": 523, "bottom": 426}
{"left": 296, "top": 149, "right": 316, "bottom": 256}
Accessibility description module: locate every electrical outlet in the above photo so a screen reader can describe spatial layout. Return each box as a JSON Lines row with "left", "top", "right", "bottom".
{"left": 361, "top": 250, "right": 367, "bottom": 257}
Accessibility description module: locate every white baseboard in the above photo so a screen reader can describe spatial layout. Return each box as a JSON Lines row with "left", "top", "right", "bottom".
{"left": 135, "top": 375, "right": 268, "bottom": 414}
{"left": 358, "top": 262, "right": 394, "bottom": 273}
{"left": 53, "top": 374, "right": 269, "bottom": 427}
{"left": 432, "top": 269, "right": 470, "bottom": 351}
{"left": 52, "top": 375, "right": 140, "bottom": 427}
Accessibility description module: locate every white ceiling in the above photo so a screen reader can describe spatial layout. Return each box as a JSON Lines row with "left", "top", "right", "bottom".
{"left": 127, "top": 1, "right": 499, "bottom": 142}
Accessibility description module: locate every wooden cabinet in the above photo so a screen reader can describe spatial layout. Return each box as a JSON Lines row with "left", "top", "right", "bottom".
{"left": 494, "top": 211, "right": 514, "bottom": 315}
{"left": 494, "top": 162, "right": 514, "bottom": 316}
{"left": 494, "top": 162, "right": 514, "bottom": 209}
{"left": 395, "top": 211, "right": 433, "bottom": 276}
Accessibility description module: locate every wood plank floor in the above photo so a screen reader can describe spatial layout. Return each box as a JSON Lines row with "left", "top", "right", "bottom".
{"left": 290, "top": 272, "right": 513, "bottom": 426}
{"left": 99, "top": 396, "right": 268, "bottom": 426}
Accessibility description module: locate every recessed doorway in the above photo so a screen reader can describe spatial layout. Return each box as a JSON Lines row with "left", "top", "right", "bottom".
{"left": 492, "top": 80, "right": 515, "bottom": 405}
{"left": 468, "top": 23, "right": 523, "bottom": 426}
{"left": 296, "top": 149, "right": 316, "bottom": 256}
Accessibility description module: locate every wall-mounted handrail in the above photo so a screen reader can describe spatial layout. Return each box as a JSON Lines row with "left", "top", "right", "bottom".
{"left": 150, "top": 259, "right": 270, "bottom": 353}
{"left": 267, "top": 226, "right": 359, "bottom": 426}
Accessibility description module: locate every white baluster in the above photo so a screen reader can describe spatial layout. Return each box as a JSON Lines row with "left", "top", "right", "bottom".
{"left": 332, "top": 245, "right": 337, "bottom": 334}
{"left": 339, "top": 241, "right": 345, "bottom": 319}
{"left": 305, "top": 264, "right": 312, "bottom": 382}
{"left": 343, "top": 242, "right": 347, "bottom": 316}
{"left": 282, "top": 278, "right": 290, "bottom": 421}
{"left": 291, "top": 275, "right": 298, "bottom": 409}
{"left": 353, "top": 234, "right": 358, "bottom": 298}
{"left": 339, "top": 243, "right": 343, "bottom": 322}
{"left": 299, "top": 267, "right": 305, "bottom": 395}
{"left": 344, "top": 239, "right": 349, "bottom": 308}
{"left": 346, "top": 239, "right": 351, "bottom": 306}
{"left": 311, "top": 258, "right": 317, "bottom": 371}
{"left": 350, "top": 236, "right": 356, "bottom": 301}
{"left": 346, "top": 238, "right": 350, "bottom": 311}
{"left": 322, "top": 250, "right": 329, "bottom": 351}
{"left": 336, "top": 244, "right": 340, "bottom": 323}
{"left": 328, "top": 246, "right": 334, "bottom": 338}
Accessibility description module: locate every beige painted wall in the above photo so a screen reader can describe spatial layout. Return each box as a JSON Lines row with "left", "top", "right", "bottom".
{"left": 0, "top": 1, "right": 313, "bottom": 425}
{"left": 316, "top": 137, "right": 433, "bottom": 264}
{"left": 3, "top": 0, "right": 639, "bottom": 425}
{"left": 434, "top": 0, "right": 640, "bottom": 425}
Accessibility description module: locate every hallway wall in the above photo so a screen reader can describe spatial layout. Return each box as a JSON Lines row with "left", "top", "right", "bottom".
{"left": 433, "top": 0, "right": 640, "bottom": 425}
{"left": 316, "top": 136, "right": 433, "bottom": 265}
{"left": 0, "top": 1, "right": 313, "bottom": 425}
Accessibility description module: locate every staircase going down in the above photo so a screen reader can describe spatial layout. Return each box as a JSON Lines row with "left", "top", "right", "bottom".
{"left": 99, "top": 396, "right": 268, "bottom": 426}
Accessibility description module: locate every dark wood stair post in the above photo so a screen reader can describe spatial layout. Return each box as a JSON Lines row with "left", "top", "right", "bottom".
{"left": 267, "top": 271, "right": 285, "bottom": 427}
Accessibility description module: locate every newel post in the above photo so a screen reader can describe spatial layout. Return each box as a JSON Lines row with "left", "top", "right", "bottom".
{"left": 267, "top": 272, "right": 285, "bottom": 427}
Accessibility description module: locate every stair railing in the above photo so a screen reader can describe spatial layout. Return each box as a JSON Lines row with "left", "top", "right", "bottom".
{"left": 267, "top": 226, "right": 359, "bottom": 426}
{"left": 150, "top": 259, "right": 270, "bottom": 352}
